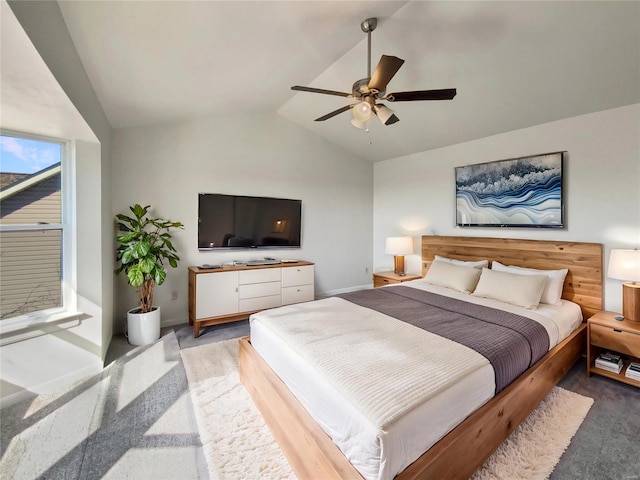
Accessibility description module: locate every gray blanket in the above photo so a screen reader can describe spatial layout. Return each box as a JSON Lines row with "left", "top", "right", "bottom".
{"left": 338, "top": 286, "right": 549, "bottom": 393}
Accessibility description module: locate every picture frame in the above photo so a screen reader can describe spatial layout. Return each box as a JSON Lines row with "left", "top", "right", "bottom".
{"left": 455, "top": 151, "right": 565, "bottom": 228}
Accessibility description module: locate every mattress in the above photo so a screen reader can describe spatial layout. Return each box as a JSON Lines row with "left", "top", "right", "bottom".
{"left": 249, "top": 281, "right": 582, "bottom": 480}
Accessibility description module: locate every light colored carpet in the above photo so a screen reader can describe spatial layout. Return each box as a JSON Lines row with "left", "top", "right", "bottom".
{"left": 1, "top": 331, "right": 205, "bottom": 480}
{"left": 181, "top": 338, "right": 594, "bottom": 480}
{"left": 180, "top": 338, "right": 294, "bottom": 480}
{"left": 472, "top": 386, "right": 594, "bottom": 480}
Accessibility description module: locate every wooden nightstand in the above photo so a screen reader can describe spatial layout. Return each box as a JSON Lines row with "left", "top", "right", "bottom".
{"left": 587, "top": 310, "right": 640, "bottom": 387}
{"left": 373, "top": 271, "right": 422, "bottom": 288}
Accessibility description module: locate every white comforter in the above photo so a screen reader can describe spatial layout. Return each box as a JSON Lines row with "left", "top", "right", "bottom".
{"left": 254, "top": 296, "right": 488, "bottom": 429}
{"left": 249, "top": 281, "right": 583, "bottom": 480}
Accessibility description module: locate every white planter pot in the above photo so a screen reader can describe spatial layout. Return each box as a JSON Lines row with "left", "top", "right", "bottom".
{"left": 127, "top": 306, "right": 161, "bottom": 346}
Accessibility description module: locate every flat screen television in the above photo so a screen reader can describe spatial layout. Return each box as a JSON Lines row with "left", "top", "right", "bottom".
{"left": 198, "top": 193, "right": 302, "bottom": 250}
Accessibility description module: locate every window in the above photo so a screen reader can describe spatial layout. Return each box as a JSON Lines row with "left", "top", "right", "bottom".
{"left": 0, "top": 131, "right": 75, "bottom": 328}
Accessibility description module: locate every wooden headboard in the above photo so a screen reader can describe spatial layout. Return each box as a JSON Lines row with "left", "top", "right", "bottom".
{"left": 421, "top": 236, "right": 603, "bottom": 319}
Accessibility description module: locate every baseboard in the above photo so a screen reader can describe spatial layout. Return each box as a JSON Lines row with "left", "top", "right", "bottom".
{"left": 161, "top": 317, "right": 189, "bottom": 328}
{"left": 316, "top": 283, "right": 372, "bottom": 299}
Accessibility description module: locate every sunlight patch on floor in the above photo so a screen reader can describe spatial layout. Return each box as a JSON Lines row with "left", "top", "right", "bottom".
{"left": 22, "top": 373, "right": 106, "bottom": 419}
{"left": 101, "top": 446, "right": 202, "bottom": 480}
{"left": 0, "top": 377, "right": 109, "bottom": 479}
{"left": 118, "top": 341, "right": 178, "bottom": 412}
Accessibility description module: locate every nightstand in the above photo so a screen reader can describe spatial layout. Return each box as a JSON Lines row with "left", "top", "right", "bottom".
{"left": 373, "top": 271, "right": 422, "bottom": 288}
{"left": 587, "top": 310, "right": 640, "bottom": 388}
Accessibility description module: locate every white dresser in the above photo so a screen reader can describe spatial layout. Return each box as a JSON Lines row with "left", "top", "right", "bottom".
{"left": 188, "top": 261, "right": 314, "bottom": 337}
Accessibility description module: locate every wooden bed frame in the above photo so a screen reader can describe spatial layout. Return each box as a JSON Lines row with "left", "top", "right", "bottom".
{"left": 239, "top": 236, "right": 603, "bottom": 480}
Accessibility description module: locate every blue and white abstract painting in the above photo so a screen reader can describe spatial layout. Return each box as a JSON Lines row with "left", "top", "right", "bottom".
{"left": 456, "top": 152, "right": 564, "bottom": 227}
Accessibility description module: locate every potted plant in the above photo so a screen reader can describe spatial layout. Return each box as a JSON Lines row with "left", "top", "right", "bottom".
{"left": 115, "top": 204, "right": 183, "bottom": 345}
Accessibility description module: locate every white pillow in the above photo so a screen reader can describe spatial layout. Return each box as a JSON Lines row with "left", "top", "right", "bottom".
{"left": 491, "top": 261, "right": 568, "bottom": 305}
{"left": 434, "top": 255, "right": 489, "bottom": 269}
{"left": 424, "top": 261, "right": 482, "bottom": 293}
{"left": 472, "top": 268, "right": 547, "bottom": 310}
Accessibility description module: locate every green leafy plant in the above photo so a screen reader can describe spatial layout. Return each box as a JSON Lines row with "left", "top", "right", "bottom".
{"left": 115, "top": 204, "right": 184, "bottom": 313}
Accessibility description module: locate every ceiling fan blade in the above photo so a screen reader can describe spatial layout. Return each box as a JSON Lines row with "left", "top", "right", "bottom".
{"left": 385, "top": 88, "right": 457, "bottom": 102}
{"left": 314, "top": 105, "right": 354, "bottom": 121}
{"left": 291, "top": 86, "right": 352, "bottom": 98}
{"left": 368, "top": 55, "right": 405, "bottom": 93}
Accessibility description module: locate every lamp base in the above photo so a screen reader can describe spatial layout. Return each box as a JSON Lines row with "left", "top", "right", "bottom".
{"left": 622, "top": 282, "right": 640, "bottom": 322}
{"left": 393, "top": 255, "right": 405, "bottom": 276}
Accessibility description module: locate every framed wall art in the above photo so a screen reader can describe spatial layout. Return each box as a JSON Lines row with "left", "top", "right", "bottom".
{"left": 455, "top": 151, "right": 565, "bottom": 228}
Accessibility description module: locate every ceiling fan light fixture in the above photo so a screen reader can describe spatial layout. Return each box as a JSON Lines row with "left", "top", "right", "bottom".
{"left": 373, "top": 104, "right": 399, "bottom": 125}
{"left": 353, "top": 100, "right": 372, "bottom": 121}
{"left": 350, "top": 118, "right": 370, "bottom": 132}
{"left": 292, "top": 18, "right": 456, "bottom": 128}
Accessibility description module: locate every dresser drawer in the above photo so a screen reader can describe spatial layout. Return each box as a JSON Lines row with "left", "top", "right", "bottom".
{"left": 282, "top": 265, "right": 314, "bottom": 287}
{"left": 590, "top": 323, "right": 640, "bottom": 357}
{"left": 238, "top": 268, "right": 281, "bottom": 285}
{"left": 238, "top": 281, "right": 281, "bottom": 299}
{"left": 282, "top": 284, "right": 314, "bottom": 305}
{"left": 239, "top": 294, "right": 282, "bottom": 312}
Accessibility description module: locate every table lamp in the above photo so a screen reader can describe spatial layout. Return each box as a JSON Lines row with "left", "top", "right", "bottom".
{"left": 385, "top": 236, "right": 413, "bottom": 276}
{"left": 607, "top": 249, "right": 640, "bottom": 322}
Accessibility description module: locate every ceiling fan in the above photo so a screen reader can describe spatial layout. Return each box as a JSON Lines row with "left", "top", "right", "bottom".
{"left": 291, "top": 17, "right": 457, "bottom": 131}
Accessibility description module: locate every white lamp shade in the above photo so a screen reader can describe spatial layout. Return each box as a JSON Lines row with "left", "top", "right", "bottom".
{"left": 385, "top": 236, "right": 413, "bottom": 255}
{"left": 353, "top": 101, "right": 372, "bottom": 122}
{"left": 351, "top": 118, "right": 368, "bottom": 130}
{"left": 608, "top": 249, "right": 640, "bottom": 282}
{"left": 373, "top": 104, "right": 399, "bottom": 125}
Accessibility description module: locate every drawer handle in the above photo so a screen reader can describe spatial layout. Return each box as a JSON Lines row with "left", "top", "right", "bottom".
{"left": 613, "top": 329, "right": 622, "bottom": 333}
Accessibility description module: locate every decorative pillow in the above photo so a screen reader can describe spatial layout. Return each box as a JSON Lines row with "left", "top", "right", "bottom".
{"left": 424, "top": 261, "right": 482, "bottom": 293}
{"left": 491, "top": 261, "right": 568, "bottom": 305}
{"left": 472, "top": 268, "right": 547, "bottom": 309}
{"left": 434, "top": 255, "right": 489, "bottom": 269}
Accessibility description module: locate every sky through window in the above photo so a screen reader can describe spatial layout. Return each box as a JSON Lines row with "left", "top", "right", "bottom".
{"left": 0, "top": 135, "right": 61, "bottom": 174}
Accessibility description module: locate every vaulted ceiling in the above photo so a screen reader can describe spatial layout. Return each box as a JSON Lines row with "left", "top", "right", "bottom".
{"left": 10, "top": 1, "right": 640, "bottom": 162}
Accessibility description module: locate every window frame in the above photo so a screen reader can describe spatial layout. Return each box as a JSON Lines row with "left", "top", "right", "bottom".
{"left": 0, "top": 129, "right": 78, "bottom": 335}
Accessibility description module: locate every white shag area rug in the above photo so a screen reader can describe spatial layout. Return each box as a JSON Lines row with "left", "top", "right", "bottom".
{"left": 181, "top": 338, "right": 593, "bottom": 480}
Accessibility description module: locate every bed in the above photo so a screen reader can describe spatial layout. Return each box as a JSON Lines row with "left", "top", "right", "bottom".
{"left": 239, "top": 236, "right": 603, "bottom": 480}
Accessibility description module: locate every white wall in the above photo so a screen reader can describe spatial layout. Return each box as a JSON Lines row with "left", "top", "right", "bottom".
{"left": 374, "top": 104, "right": 640, "bottom": 313}
{"left": 112, "top": 112, "right": 373, "bottom": 328}
{"left": 1, "top": 1, "right": 113, "bottom": 407}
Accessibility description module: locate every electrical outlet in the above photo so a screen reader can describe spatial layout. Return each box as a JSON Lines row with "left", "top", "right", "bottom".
{"left": 171, "top": 290, "right": 178, "bottom": 301}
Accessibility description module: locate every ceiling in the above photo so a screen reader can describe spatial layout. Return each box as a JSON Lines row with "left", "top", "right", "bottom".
{"left": 0, "top": 1, "right": 97, "bottom": 143}
{"left": 26, "top": 2, "right": 640, "bottom": 161}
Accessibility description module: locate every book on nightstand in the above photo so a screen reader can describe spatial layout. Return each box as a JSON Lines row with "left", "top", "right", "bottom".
{"left": 599, "top": 351, "right": 621, "bottom": 363}
{"left": 595, "top": 352, "right": 623, "bottom": 374}
{"left": 625, "top": 362, "right": 640, "bottom": 381}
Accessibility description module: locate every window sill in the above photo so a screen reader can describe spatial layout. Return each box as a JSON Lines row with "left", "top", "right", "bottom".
{"left": 0, "top": 311, "right": 89, "bottom": 346}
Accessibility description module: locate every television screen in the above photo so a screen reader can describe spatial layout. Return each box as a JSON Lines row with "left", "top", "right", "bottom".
{"left": 198, "top": 193, "right": 302, "bottom": 249}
